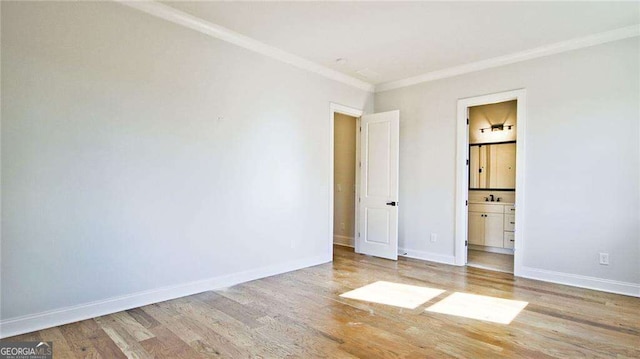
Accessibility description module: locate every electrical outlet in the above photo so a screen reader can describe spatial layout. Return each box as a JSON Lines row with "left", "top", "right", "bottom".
{"left": 599, "top": 252, "right": 609, "bottom": 265}
{"left": 430, "top": 233, "right": 437, "bottom": 243}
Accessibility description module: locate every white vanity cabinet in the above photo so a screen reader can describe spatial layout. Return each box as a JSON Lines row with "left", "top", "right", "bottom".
{"left": 468, "top": 203, "right": 515, "bottom": 250}
{"left": 468, "top": 204, "right": 504, "bottom": 247}
{"left": 468, "top": 212, "right": 504, "bottom": 246}
{"left": 503, "top": 205, "right": 516, "bottom": 249}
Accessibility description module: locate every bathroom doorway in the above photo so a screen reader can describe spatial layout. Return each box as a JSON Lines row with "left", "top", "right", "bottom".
{"left": 454, "top": 90, "right": 527, "bottom": 276}
{"left": 467, "top": 100, "right": 517, "bottom": 273}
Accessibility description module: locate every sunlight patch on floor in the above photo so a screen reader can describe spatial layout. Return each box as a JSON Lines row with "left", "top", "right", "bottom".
{"left": 339, "top": 281, "right": 445, "bottom": 309}
{"left": 426, "top": 292, "right": 528, "bottom": 324}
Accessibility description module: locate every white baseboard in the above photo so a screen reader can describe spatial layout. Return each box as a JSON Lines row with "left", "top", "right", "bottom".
{"left": 398, "top": 247, "right": 456, "bottom": 265}
{"left": 333, "top": 235, "right": 354, "bottom": 248}
{"left": 0, "top": 254, "right": 331, "bottom": 339}
{"left": 518, "top": 266, "right": 640, "bottom": 298}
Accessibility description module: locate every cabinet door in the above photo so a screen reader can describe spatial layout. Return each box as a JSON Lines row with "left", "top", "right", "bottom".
{"left": 504, "top": 231, "right": 515, "bottom": 249}
{"left": 504, "top": 214, "right": 515, "bottom": 231}
{"left": 468, "top": 212, "right": 485, "bottom": 245}
{"left": 484, "top": 213, "right": 504, "bottom": 247}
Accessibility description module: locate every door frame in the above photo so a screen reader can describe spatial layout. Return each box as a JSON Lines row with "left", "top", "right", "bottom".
{"left": 454, "top": 89, "right": 527, "bottom": 276}
{"left": 329, "top": 103, "right": 364, "bottom": 260}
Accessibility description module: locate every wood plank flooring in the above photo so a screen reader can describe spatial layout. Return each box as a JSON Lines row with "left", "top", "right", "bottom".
{"left": 3, "top": 246, "right": 639, "bottom": 358}
{"left": 467, "top": 249, "right": 514, "bottom": 273}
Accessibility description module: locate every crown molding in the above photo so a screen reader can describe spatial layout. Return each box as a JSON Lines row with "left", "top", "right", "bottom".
{"left": 376, "top": 24, "right": 640, "bottom": 93}
{"left": 116, "top": 1, "right": 375, "bottom": 93}
{"left": 115, "top": 1, "right": 638, "bottom": 95}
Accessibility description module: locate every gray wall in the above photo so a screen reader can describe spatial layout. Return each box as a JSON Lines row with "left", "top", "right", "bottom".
{"left": 1, "top": 1, "right": 372, "bottom": 321}
{"left": 375, "top": 38, "right": 639, "bottom": 286}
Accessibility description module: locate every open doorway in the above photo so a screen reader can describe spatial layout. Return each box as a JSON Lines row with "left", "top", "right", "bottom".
{"left": 466, "top": 100, "right": 517, "bottom": 273}
{"left": 333, "top": 112, "right": 358, "bottom": 248}
{"left": 329, "top": 103, "right": 363, "bottom": 259}
{"left": 329, "top": 103, "right": 400, "bottom": 261}
{"left": 455, "top": 90, "right": 526, "bottom": 276}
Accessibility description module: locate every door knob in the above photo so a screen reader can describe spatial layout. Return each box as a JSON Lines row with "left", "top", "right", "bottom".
{"left": 386, "top": 201, "right": 397, "bottom": 206}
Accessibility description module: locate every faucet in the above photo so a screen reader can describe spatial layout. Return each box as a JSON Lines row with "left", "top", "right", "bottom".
{"left": 489, "top": 194, "right": 495, "bottom": 202}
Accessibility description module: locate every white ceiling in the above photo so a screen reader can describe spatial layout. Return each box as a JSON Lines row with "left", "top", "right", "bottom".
{"left": 163, "top": 1, "right": 640, "bottom": 85}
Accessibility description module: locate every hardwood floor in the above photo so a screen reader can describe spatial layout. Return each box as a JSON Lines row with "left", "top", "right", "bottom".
{"left": 3, "top": 245, "right": 639, "bottom": 358}
{"left": 467, "top": 249, "right": 514, "bottom": 273}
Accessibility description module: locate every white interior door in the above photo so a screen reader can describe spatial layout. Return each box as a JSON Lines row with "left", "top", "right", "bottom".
{"left": 357, "top": 110, "right": 399, "bottom": 260}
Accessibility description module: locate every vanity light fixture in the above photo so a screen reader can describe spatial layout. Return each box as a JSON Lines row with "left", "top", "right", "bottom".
{"left": 480, "top": 124, "right": 514, "bottom": 133}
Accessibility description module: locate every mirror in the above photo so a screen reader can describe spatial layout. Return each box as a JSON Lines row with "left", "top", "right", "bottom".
{"left": 469, "top": 142, "right": 516, "bottom": 190}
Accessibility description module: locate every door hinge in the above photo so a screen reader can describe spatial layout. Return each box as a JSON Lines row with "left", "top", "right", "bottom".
{"left": 358, "top": 197, "right": 361, "bottom": 203}
{"left": 359, "top": 161, "right": 361, "bottom": 168}
{"left": 467, "top": 118, "right": 469, "bottom": 125}
{"left": 466, "top": 159, "right": 469, "bottom": 166}
{"left": 465, "top": 200, "right": 468, "bottom": 206}
{"left": 359, "top": 126, "right": 362, "bottom": 132}
{"left": 465, "top": 240, "right": 468, "bottom": 246}
{"left": 358, "top": 232, "right": 360, "bottom": 238}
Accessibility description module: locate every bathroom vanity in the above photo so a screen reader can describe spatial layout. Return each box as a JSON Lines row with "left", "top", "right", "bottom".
{"left": 468, "top": 202, "right": 515, "bottom": 252}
